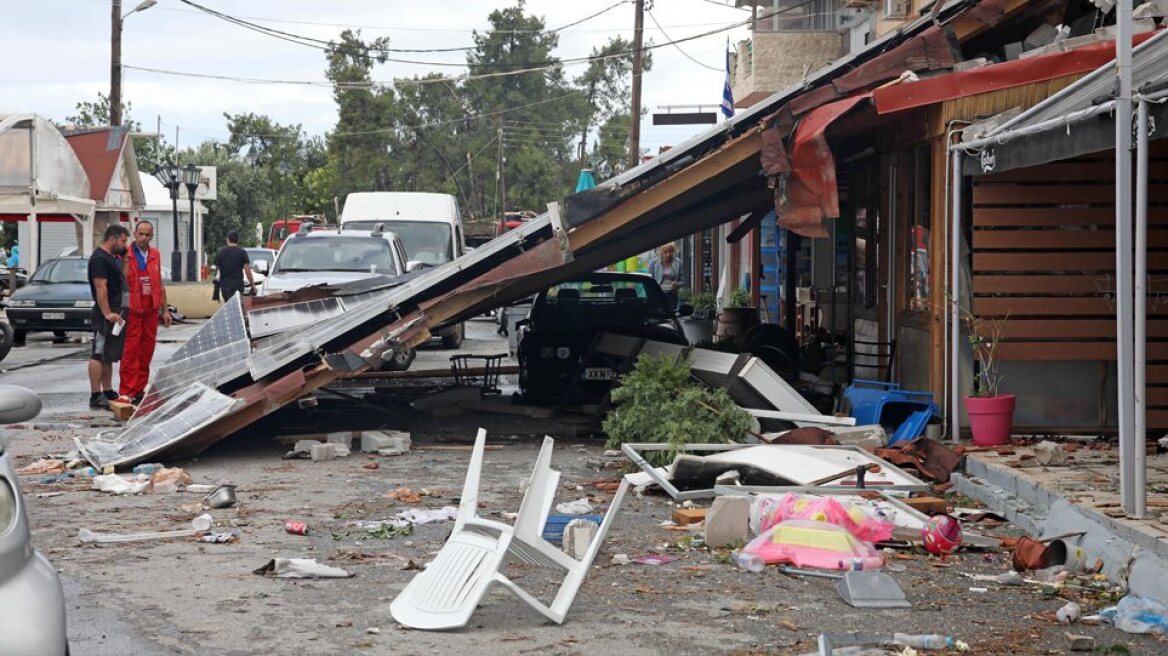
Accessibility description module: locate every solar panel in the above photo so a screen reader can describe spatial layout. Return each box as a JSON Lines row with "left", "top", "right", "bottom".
{"left": 171, "top": 294, "right": 247, "bottom": 362}
{"left": 78, "top": 383, "right": 242, "bottom": 469}
{"left": 247, "top": 297, "right": 346, "bottom": 339}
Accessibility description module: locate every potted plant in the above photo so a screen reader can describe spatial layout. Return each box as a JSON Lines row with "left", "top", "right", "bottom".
{"left": 679, "top": 292, "right": 717, "bottom": 344}
{"left": 717, "top": 287, "right": 759, "bottom": 342}
{"left": 963, "top": 311, "right": 1014, "bottom": 446}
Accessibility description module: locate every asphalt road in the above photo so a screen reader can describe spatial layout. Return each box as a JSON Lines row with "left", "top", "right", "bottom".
{"left": 3, "top": 315, "right": 1164, "bottom": 655}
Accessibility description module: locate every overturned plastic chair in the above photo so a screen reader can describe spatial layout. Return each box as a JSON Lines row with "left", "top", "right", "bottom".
{"left": 390, "top": 428, "right": 628, "bottom": 630}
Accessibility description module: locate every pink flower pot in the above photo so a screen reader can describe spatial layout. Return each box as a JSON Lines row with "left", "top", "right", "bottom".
{"left": 965, "top": 394, "right": 1016, "bottom": 446}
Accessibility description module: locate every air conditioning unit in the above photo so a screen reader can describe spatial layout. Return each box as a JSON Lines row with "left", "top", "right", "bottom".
{"left": 884, "top": 0, "right": 911, "bottom": 17}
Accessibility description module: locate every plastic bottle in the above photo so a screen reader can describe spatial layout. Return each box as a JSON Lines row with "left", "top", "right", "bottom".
{"left": 894, "top": 634, "right": 954, "bottom": 650}
{"left": 74, "top": 467, "right": 98, "bottom": 477}
{"left": 732, "top": 552, "right": 766, "bottom": 573}
{"left": 132, "top": 463, "right": 164, "bottom": 476}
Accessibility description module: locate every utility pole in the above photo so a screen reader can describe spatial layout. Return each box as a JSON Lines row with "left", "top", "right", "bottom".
{"left": 497, "top": 120, "right": 508, "bottom": 230}
{"left": 111, "top": 0, "right": 123, "bottom": 126}
{"left": 628, "top": 0, "right": 645, "bottom": 170}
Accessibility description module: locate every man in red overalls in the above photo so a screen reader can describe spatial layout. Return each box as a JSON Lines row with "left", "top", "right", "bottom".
{"left": 118, "top": 221, "right": 171, "bottom": 405}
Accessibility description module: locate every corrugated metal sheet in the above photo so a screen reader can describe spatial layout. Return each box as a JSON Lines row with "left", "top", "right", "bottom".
{"left": 990, "top": 29, "right": 1168, "bottom": 133}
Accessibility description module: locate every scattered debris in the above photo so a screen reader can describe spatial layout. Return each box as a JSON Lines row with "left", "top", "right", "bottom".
{"left": 348, "top": 507, "right": 458, "bottom": 533}
{"left": 199, "top": 530, "right": 239, "bottom": 544}
{"left": 611, "top": 554, "right": 631, "bottom": 566}
{"left": 284, "top": 520, "right": 309, "bottom": 536}
{"left": 92, "top": 473, "right": 150, "bottom": 495}
{"left": 192, "top": 513, "right": 213, "bottom": 531}
{"left": 562, "top": 519, "right": 598, "bottom": 560}
{"left": 704, "top": 496, "right": 751, "bottom": 548}
{"left": 78, "top": 527, "right": 195, "bottom": 543}
{"left": 360, "top": 430, "right": 411, "bottom": 453}
{"left": 17, "top": 458, "right": 65, "bottom": 474}
{"left": 203, "top": 484, "right": 237, "bottom": 509}
{"left": 386, "top": 487, "right": 422, "bottom": 504}
{"left": 555, "top": 498, "right": 595, "bottom": 515}
{"left": 632, "top": 555, "right": 678, "bottom": 566}
{"left": 148, "top": 466, "right": 192, "bottom": 494}
{"left": 671, "top": 508, "right": 706, "bottom": 526}
{"left": 1033, "top": 441, "right": 1068, "bottom": 466}
{"left": 1065, "top": 632, "right": 1095, "bottom": 652}
{"left": 253, "top": 558, "right": 353, "bottom": 579}
{"left": 1057, "top": 601, "right": 1082, "bottom": 624}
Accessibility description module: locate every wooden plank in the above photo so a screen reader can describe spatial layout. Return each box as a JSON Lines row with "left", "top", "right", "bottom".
{"left": 974, "top": 229, "right": 1168, "bottom": 250}
{"left": 974, "top": 251, "right": 1117, "bottom": 272}
{"left": 973, "top": 275, "right": 1107, "bottom": 294}
{"left": 979, "top": 161, "right": 1115, "bottom": 183}
{"left": 1144, "top": 387, "right": 1168, "bottom": 406}
{"left": 1148, "top": 365, "right": 1168, "bottom": 381}
{"left": 973, "top": 206, "right": 1168, "bottom": 227}
{"left": 974, "top": 183, "right": 1168, "bottom": 205}
{"left": 1000, "top": 319, "right": 1168, "bottom": 338}
{"left": 997, "top": 341, "right": 1168, "bottom": 360}
{"left": 975, "top": 297, "right": 1122, "bottom": 316}
{"left": 1149, "top": 410, "right": 1168, "bottom": 428}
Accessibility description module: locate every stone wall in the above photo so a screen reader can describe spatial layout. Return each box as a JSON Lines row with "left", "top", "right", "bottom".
{"left": 733, "top": 31, "right": 844, "bottom": 106}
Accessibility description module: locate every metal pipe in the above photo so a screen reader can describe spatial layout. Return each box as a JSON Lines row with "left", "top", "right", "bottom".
{"left": 1116, "top": 0, "right": 1137, "bottom": 514}
{"left": 1135, "top": 99, "right": 1149, "bottom": 518}
{"left": 950, "top": 150, "right": 962, "bottom": 443}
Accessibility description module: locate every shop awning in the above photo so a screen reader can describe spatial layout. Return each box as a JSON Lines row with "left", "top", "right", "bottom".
{"left": 779, "top": 94, "right": 870, "bottom": 238}
{"left": 872, "top": 34, "right": 1158, "bottom": 115}
{"left": 959, "top": 29, "right": 1168, "bottom": 175}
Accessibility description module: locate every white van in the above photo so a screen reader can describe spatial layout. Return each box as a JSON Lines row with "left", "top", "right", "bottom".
{"left": 340, "top": 192, "right": 467, "bottom": 347}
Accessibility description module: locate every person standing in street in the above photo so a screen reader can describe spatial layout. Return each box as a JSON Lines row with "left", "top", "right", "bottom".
{"left": 118, "top": 221, "right": 171, "bottom": 405}
{"left": 87, "top": 224, "right": 130, "bottom": 410}
{"left": 214, "top": 230, "right": 254, "bottom": 301}
{"left": 649, "top": 242, "right": 685, "bottom": 310}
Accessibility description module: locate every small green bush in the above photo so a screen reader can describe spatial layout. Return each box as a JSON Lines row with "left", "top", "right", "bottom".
{"left": 728, "top": 288, "right": 752, "bottom": 308}
{"left": 603, "top": 354, "right": 752, "bottom": 465}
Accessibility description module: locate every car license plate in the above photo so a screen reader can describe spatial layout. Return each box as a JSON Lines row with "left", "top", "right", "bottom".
{"left": 583, "top": 367, "right": 617, "bottom": 381}
{"left": 42, "top": 312, "right": 66, "bottom": 320}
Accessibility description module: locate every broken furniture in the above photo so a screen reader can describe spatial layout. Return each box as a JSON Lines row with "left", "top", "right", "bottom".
{"left": 449, "top": 353, "right": 506, "bottom": 395}
{"left": 779, "top": 568, "right": 911, "bottom": 609}
{"left": 390, "top": 429, "right": 628, "bottom": 629}
{"left": 844, "top": 379, "right": 937, "bottom": 445}
{"left": 621, "top": 443, "right": 931, "bottom": 501}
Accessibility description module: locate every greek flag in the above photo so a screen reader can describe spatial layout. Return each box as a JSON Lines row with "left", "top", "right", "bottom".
{"left": 721, "top": 43, "right": 735, "bottom": 119}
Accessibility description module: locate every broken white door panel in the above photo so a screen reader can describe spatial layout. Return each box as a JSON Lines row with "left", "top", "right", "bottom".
{"left": 620, "top": 443, "right": 929, "bottom": 501}
{"left": 745, "top": 408, "right": 856, "bottom": 427}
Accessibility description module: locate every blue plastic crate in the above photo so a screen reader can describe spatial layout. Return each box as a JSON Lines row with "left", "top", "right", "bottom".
{"left": 542, "top": 514, "right": 604, "bottom": 544}
{"left": 844, "top": 379, "right": 937, "bottom": 445}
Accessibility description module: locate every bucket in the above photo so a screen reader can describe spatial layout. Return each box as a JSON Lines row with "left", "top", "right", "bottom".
{"left": 965, "top": 394, "right": 1016, "bottom": 446}
{"left": 716, "top": 307, "right": 759, "bottom": 342}
{"left": 680, "top": 317, "right": 715, "bottom": 345}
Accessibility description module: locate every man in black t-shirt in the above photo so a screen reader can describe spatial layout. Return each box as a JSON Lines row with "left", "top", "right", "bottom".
{"left": 214, "top": 230, "right": 254, "bottom": 301}
{"left": 87, "top": 223, "right": 130, "bottom": 409}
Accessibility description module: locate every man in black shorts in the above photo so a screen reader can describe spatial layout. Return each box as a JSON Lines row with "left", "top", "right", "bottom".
{"left": 214, "top": 230, "right": 254, "bottom": 301}
{"left": 88, "top": 224, "right": 130, "bottom": 409}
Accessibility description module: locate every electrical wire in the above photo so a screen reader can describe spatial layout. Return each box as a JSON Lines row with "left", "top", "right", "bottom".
{"left": 647, "top": 9, "right": 721, "bottom": 72}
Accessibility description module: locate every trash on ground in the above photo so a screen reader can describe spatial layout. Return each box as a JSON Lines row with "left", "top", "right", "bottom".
{"left": 1065, "top": 632, "right": 1094, "bottom": 651}
{"left": 92, "top": 473, "right": 150, "bottom": 495}
{"left": 1097, "top": 594, "right": 1168, "bottom": 634}
{"left": 199, "top": 529, "right": 239, "bottom": 544}
{"left": 1033, "top": 441, "right": 1068, "bottom": 466}
{"left": 611, "top": 554, "right": 631, "bottom": 566}
{"left": 921, "top": 515, "right": 962, "bottom": 556}
{"left": 78, "top": 527, "right": 196, "bottom": 543}
{"left": 192, "top": 513, "right": 213, "bottom": 531}
{"left": 385, "top": 487, "right": 422, "bottom": 503}
{"left": 755, "top": 493, "right": 895, "bottom": 543}
{"left": 284, "top": 520, "right": 309, "bottom": 535}
{"left": 562, "top": 519, "right": 598, "bottom": 559}
{"left": 742, "top": 519, "right": 883, "bottom": 570}
{"left": 361, "top": 430, "right": 411, "bottom": 453}
{"left": 632, "top": 554, "right": 679, "bottom": 566}
{"left": 555, "top": 498, "right": 595, "bottom": 515}
{"left": 1057, "top": 601, "right": 1082, "bottom": 624}
{"left": 704, "top": 495, "right": 750, "bottom": 548}
{"left": 348, "top": 506, "right": 458, "bottom": 533}
{"left": 253, "top": 558, "right": 354, "bottom": 579}
{"left": 203, "top": 484, "right": 237, "bottom": 509}
{"left": 148, "top": 466, "right": 192, "bottom": 493}
{"left": 17, "top": 458, "right": 66, "bottom": 474}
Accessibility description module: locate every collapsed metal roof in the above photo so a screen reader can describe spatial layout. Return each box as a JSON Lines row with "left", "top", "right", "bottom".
{"left": 78, "top": 0, "right": 1043, "bottom": 467}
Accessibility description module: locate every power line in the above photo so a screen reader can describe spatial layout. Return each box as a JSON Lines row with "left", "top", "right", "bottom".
{"left": 647, "top": 10, "right": 721, "bottom": 72}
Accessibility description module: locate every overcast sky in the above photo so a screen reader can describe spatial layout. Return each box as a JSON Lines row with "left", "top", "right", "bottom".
{"left": 5, "top": 0, "right": 752, "bottom": 154}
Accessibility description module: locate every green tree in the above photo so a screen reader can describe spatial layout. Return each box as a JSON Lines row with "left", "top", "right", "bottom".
{"left": 325, "top": 30, "right": 395, "bottom": 196}
{"left": 573, "top": 37, "right": 650, "bottom": 167}
{"left": 64, "top": 92, "right": 173, "bottom": 173}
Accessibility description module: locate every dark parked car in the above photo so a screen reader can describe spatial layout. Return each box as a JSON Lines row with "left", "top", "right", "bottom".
{"left": 517, "top": 272, "right": 691, "bottom": 404}
{"left": 5, "top": 257, "right": 95, "bottom": 345}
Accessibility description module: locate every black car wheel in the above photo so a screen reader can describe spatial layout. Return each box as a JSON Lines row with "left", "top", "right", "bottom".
{"left": 0, "top": 322, "right": 12, "bottom": 362}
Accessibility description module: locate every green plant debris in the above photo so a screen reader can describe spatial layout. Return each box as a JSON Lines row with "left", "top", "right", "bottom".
{"left": 603, "top": 354, "right": 752, "bottom": 466}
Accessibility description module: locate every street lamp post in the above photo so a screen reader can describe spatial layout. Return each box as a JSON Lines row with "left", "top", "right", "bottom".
{"left": 181, "top": 163, "right": 201, "bottom": 282}
{"left": 153, "top": 164, "right": 182, "bottom": 282}
{"left": 110, "top": 0, "right": 157, "bottom": 126}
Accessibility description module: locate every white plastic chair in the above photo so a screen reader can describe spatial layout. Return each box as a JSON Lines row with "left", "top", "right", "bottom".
{"left": 390, "top": 428, "right": 629, "bottom": 630}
